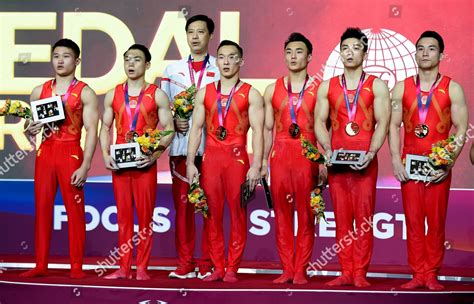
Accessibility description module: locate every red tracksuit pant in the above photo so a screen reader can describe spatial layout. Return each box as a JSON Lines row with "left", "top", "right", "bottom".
{"left": 169, "top": 156, "right": 211, "bottom": 267}
{"left": 327, "top": 158, "right": 378, "bottom": 278}
{"left": 112, "top": 163, "right": 157, "bottom": 271}
{"left": 401, "top": 174, "right": 451, "bottom": 278}
{"left": 34, "top": 140, "right": 85, "bottom": 269}
{"left": 201, "top": 144, "right": 249, "bottom": 273}
{"left": 270, "top": 139, "right": 318, "bottom": 274}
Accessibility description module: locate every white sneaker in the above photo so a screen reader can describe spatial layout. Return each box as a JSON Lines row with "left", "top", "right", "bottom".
{"left": 168, "top": 265, "right": 197, "bottom": 279}
{"left": 197, "top": 271, "right": 212, "bottom": 280}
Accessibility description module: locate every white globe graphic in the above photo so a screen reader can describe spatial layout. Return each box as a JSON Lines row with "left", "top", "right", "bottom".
{"left": 323, "top": 28, "right": 418, "bottom": 90}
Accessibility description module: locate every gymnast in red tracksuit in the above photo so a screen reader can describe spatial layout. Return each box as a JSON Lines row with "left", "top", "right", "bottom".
{"left": 100, "top": 44, "right": 174, "bottom": 280}
{"left": 315, "top": 28, "right": 390, "bottom": 287}
{"left": 389, "top": 31, "right": 468, "bottom": 290}
{"left": 186, "top": 40, "right": 264, "bottom": 283}
{"left": 21, "top": 39, "right": 99, "bottom": 279}
{"left": 262, "top": 33, "right": 322, "bottom": 285}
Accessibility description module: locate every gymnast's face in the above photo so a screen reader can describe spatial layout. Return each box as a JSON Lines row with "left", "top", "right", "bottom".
{"left": 216, "top": 45, "right": 243, "bottom": 79}
{"left": 340, "top": 38, "right": 367, "bottom": 69}
{"left": 123, "top": 49, "right": 150, "bottom": 80}
{"left": 52, "top": 46, "right": 80, "bottom": 77}
{"left": 285, "top": 41, "right": 312, "bottom": 73}
{"left": 416, "top": 37, "right": 443, "bottom": 70}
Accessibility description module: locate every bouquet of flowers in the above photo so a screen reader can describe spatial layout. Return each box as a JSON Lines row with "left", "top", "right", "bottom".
{"left": 428, "top": 135, "right": 456, "bottom": 168}
{"left": 131, "top": 128, "right": 174, "bottom": 156}
{"left": 172, "top": 85, "right": 197, "bottom": 119}
{"left": 300, "top": 135, "right": 326, "bottom": 164}
{"left": 188, "top": 176, "right": 209, "bottom": 218}
{"left": 310, "top": 186, "right": 327, "bottom": 224}
{"left": 0, "top": 99, "right": 31, "bottom": 119}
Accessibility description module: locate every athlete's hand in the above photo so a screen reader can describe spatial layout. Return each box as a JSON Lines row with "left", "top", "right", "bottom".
{"left": 136, "top": 154, "right": 157, "bottom": 168}
{"left": 175, "top": 117, "right": 189, "bottom": 133}
{"left": 25, "top": 120, "right": 43, "bottom": 136}
{"left": 392, "top": 159, "right": 409, "bottom": 182}
{"left": 246, "top": 165, "right": 261, "bottom": 192}
{"left": 71, "top": 166, "right": 88, "bottom": 188}
{"left": 186, "top": 163, "right": 199, "bottom": 185}
{"left": 103, "top": 155, "right": 119, "bottom": 171}
{"left": 351, "top": 151, "right": 375, "bottom": 170}
{"left": 324, "top": 149, "right": 333, "bottom": 167}
{"left": 318, "top": 164, "right": 328, "bottom": 186}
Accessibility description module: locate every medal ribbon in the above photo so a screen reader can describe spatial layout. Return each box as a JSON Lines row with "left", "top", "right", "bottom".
{"left": 287, "top": 75, "right": 308, "bottom": 124}
{"left": 162, "top": 77, "right": 188, "bottom": 90}
{"left": 124, "top": 82, "right": 146, "bottom": 131}
{"left": 51, "top": 78, "right": 78, "bottom": 104}
{"left": 216, "top": 80, "right": 240, "bottom": 127}
{"left": 416, "top": 73, "right": 440, "bottom": 125}
{"left": 50, "top": 78, "right": 78, "bottom": 134}
{"left": 341, "top": 71, "right": 365, "bottom": 122}
{"left": 188, "top": 54, "right": 210, "bottom": 90}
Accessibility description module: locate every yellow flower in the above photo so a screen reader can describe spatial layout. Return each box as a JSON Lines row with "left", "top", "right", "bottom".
{"left": 8, "top": 102, "right": 19, "bottom": 114}
{"left": 137, "top": 137, "right": 151, "bottom": 147}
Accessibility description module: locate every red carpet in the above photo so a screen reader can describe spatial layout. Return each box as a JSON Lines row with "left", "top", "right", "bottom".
{"left": 1, "top": 255, "right": 473, "bottom": 303}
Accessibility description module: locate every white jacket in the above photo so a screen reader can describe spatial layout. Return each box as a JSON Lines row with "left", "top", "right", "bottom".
{"left": 162, "top": 55, "right": 220, "bottom": 156}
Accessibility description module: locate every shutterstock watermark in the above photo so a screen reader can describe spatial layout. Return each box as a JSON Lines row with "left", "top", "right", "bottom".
{"left": 0, "top": 121, "right": 56, "bottom": 176}
{"left": 464, "top": 122, "right": 474, "bottom": 143}
{"left": 94, "top": 221, "right": 155, "bottom": 277}
{"left": 307, "top": 216, "right": 373, "bottom": 274}
{"left": 178, "top": 5, "right": 190, "bottom": 18}
{"left": 307, "top": 63, "right": 329, "bottom": 91}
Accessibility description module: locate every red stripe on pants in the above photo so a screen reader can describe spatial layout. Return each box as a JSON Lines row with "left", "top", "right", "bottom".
{"left": 112, "top": 163, "right": 157, "bottom": 271}
{"left": 201, "top": 144, "right": 249, "bottom": 273}
{"left": 401, "top": 174, "right": 451, "bottom": 277}
{"left": 270, "top": 139, "right": 317, "bottom": 274}
{"left": 327, "top": 158, "right": 378, "bottom": 277}
{"left": 169, "top": 156, "right": 211, "bottom": 267}
{"left": 34, "top": 140, "right": 85, "bottom": 269}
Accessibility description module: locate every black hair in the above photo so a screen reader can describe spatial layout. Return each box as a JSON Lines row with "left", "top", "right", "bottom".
{"left": 340, "top": 27, "right": 368, "bottom": 52}
{"left": 284, "top": 32, "right": 313, "bottom": 54}
{"left": 124, "top": 44, "right": 152, "bottom": 63}
{"left": 217, "top": 40, "right": 243, "bottom": 57}
{"left": 185, "top": 14, "right": 215, "bottom": 34}
{"left": 416, "top": 30, "right": 445, "bottom": 53}
{"left": 52, "top": 38, "right": 80, "bottom": 58}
